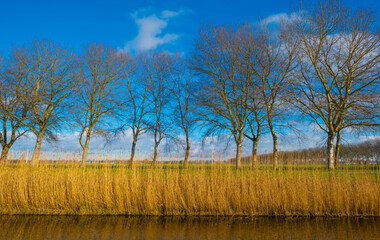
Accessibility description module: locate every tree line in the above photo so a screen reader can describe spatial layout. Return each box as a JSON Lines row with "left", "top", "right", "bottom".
{"left": 1, "top": 1, "right": 379, "bottom": 169}
{"left": 247, "top": 138, "right": 380, "bottom": 166}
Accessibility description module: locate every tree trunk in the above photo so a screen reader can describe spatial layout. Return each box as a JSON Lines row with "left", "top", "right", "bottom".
{"left": 151, "top": 144, "right": 158, "bottom": 168}
{"left": 272, "top": 136, "right": 278, "bottom": 170}
{"left": 31, "top": 131, "right": 44, "bottom": 165}
{"left": 251, "top": 137, "right": 259, "bottom": 169}
{"left": 236, "top": 140, "right": 242, "bottom": 169}
{"left": 129, "top": 135, "right": 138, "bottom": 168}
{"left": 268, "top": 119, "right": 278, "bottom": 170}
{"left": 81, "top": 135, "right": 91, "bottom": 167}
{"left": 0, "top": 145, "right": 10, "bottom": 165}
{"left": 334, "top": 131, "right": 341, "bottom": 168}
{"left": 183, "top": 133, "right": 190, "bottom": 169}
{"left": 327, "top": 132, "right": 336, "bottom": 170}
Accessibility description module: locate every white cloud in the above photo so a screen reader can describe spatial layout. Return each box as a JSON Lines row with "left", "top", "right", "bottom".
{"left": 356, "top": 135, "right": 380, "bottom": 143}
{"left": 9, "top": 129, "right": 157, "bottom": 161}
{"left": 262, "top": 12, "right": 302, "bottom": 25}
{"left": 161, "top": 10, "right": 182, "bottom": 19}
{"left": 8, "top": 127, "right": 379, "bottom": 162}
{"left": 123, "top": 9, "right": 185, "bottom": 52}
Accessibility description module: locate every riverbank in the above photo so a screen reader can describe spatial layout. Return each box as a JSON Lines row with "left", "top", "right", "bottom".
{"left": 0, "top": 163, "right": 379, "bottom": 216}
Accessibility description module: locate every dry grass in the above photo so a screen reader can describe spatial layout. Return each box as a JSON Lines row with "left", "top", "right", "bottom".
{"left": 0, "top": 159, "right": 379, "bottom": 216}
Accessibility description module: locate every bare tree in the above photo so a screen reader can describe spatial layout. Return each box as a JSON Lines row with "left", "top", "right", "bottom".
{"left": 122, "top": 53, "right": 151, "bottom": 168}
{"left": 142, "top": 51, "right": 172, "bottom": 168}
{"left": 9, "top": 40, "right": 76, "bottom": 164}
{"left": 192, "top": 24, "right": 253, "bottom": 169}
{"left": 238, "top": 23, "right": 268, "bottom": 169}
{"left": 291, "top": 1, "right": 380, "bottom": 169}
{"left": 165, "top": 53, "right": 195, "bottom": 169}
{"left": 245, "top": 91, "right": 266, "bottom": 169}
{"left": 251, "top": 20, "right": 298, "bottom": 170}
{"left": 0, "top": 52, "right": 33, "bottom": 164}
{"left": 73, "top": 43, "right": 124, "bottom": 167}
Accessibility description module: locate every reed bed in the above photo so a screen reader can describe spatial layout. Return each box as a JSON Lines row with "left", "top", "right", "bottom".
{"left": 0, "top": 158, "right": 379, "bottom": 216}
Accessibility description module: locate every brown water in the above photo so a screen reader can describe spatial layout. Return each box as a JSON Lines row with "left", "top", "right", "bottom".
{"left": 0, "top": 216, "right": 379, "bottom": 240}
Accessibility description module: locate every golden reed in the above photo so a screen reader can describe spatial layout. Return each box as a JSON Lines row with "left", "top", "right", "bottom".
{"left": 0, "top": 158, "right": 379, "bottom": 216}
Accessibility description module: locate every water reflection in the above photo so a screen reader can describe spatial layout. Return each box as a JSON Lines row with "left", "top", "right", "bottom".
{"left": 0, "top": 216, "right": 379, "bottom": 240}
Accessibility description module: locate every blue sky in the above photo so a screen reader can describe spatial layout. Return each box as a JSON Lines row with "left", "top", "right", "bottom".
{"left": 1, "top": 0, "right": 378, "bottom": 55}
{"left": 2, "top": 0, "right": 380, "bottom": 158}
{"left": 1, "top": 0, "right": 293, "bottom": 54}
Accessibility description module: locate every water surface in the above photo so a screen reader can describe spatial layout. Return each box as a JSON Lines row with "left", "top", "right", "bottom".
{"left": 0, "top": 215, "right": 379, "bottom": 240}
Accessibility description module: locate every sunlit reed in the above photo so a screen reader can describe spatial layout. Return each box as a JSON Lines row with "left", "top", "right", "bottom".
{"left": 0, "top": 150, "right": 379, "bottom": 216}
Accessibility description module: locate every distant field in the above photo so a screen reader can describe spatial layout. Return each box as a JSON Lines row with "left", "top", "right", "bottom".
{"left": 0, "top": 161, "right": 379, "bottom": 216}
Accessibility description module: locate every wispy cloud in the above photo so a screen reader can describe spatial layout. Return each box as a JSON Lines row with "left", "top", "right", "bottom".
{"left": 123, "top": 9, "right": 187, "bottom": 52}
{"left": 262, "top": 12, "right": 302, "bottom": 25}
{"left": 161, "top": 9, "right": 184, "bottom": 19}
